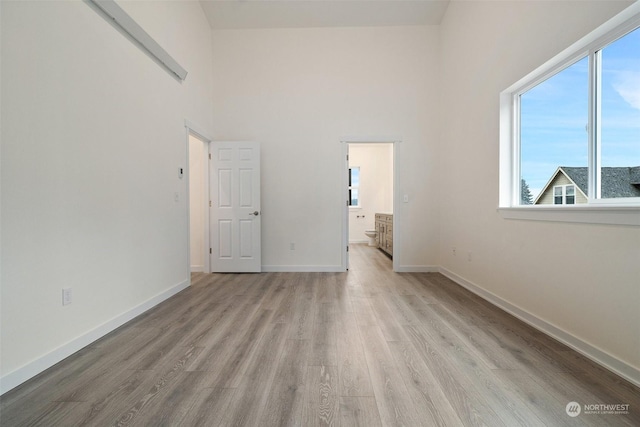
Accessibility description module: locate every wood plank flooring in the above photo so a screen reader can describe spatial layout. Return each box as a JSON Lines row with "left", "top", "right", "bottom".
{"left": 2, "top": 244, "right": 639, "bottom": 426}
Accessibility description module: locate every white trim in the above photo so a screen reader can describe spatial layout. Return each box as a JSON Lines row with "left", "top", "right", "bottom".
{"left": 439, "top": 267, "right": 640, "bottom": 388}
{"left": 0, "top": 279, "right": 189, "bottom": 395}
{"left": 500, "top": 3, "right": 640, "bottom": 215}
{"left": 190, "top": 265, "right": 204, "bottom": 273}
{"left": 340, "top": 135, "right": 403, "bottom": 144}
{"left": 87, "top": 0, "right": 188, "bottom": 80}
{"left": 395, "top": 265, "right": 439, "bottom": 273}
{"left": 184, "top": 120, "right": 212, "bottom": 143}
{"left": 553, "top": 183, "right": 577, "bottom": 205}
{"left": 498, "top": 206, "right": 640, "bottom": 226}
{"left": 185, "top": 120, "right": 213, "bottom": 274}
{"left": 261, "top": 265, "right": 343, "bottom": 272}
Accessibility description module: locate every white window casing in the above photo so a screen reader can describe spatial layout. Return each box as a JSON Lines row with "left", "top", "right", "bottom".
{"left": 499, "top": 2, "right": 640, "bottom": 226}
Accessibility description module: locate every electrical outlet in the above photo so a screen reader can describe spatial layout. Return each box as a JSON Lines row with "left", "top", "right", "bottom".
{"left": 467, "top": 252, "right": 472, "bottom": 262}
{"left": 290, "top": 243, "right": 295, "bottom": 250}
{"left": 452, "top": 247, "right": 457, "bottom": 256}
{"left": 62, "top": 288, "right": 72, "bottom": 306}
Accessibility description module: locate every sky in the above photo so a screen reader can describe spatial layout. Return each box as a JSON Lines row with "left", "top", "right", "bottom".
{"left": 520, "top": 26, "right": 640, "bottom": 200}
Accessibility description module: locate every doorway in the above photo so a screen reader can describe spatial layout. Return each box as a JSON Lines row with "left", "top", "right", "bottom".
{"left": 186, "top": 121, "right": 212, "bottom": 276}
{"left": 342, "top": 140, "right": 398, "bottom": 271}
{"left": 188, "top": 134, "right": 207, "bottom": 273}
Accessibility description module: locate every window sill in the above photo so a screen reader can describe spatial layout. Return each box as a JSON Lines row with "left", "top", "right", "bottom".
{"left": 498, "top": 206, "right": 640, "bottom": 226}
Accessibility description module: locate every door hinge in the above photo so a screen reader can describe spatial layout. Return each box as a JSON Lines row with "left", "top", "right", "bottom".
{"left": 209, "top": 248, "right": 212, "bottom": 254}
{"left": 346, "top": 154, "right": 349, "bottom": 161}
{"left": 347, "top": 246, "right": 349, "bottom": 252}
{"left": 209, "top": 200, "right": 212, "bottom": 207}
{"left": 208, "top": 153, "right": 211, "bottom": 160}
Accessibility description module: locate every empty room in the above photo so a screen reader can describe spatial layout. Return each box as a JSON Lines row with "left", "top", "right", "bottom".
{"left": 1, "top": 0, "right": 639, "bottom": 425}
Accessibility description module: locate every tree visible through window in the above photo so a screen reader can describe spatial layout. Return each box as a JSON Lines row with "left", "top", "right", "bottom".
{"left": 517, "top": 25, "right": 640, "bottom": 205}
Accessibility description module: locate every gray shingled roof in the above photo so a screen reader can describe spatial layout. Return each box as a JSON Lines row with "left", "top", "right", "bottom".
{"left": 561, "top": 166, "right": 640, "bottom": 198}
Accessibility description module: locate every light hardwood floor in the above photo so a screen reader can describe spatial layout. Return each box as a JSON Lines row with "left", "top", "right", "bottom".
{"left": 2, "top": 244, "right": 639, "bottom": 426}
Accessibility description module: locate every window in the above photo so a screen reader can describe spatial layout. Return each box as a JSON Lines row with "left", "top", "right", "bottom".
{"left": 517, "top": 26, "right": 640, "bottom": 206}
{"left": 554, "top": 185, "right": 576, "bottom": 205}
{"left": 349, "top": 167, "right": 360, "bottom": 207}
{"left": 500, "top": 4, "right": 640, "bottom": 225}
{"left": 520, "top": 57, "right": 588, "bottom": 203}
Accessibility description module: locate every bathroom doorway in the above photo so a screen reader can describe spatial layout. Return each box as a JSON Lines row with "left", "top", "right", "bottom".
{"left": 185, "top": 121, "right": 213, "bottom": 276}
{"left": 342, "top": 140, "right": 397, "bottom": 271}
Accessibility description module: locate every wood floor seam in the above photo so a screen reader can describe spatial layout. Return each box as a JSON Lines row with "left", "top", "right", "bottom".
{"left": 1, "top": 244, "right": 638, "bottom": 426}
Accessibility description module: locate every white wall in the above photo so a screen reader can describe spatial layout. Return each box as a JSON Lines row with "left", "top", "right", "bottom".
{"left": 0, "top": 0, "right": 213, "bottom": 391}
{"left": 189, "top": 135, "right": 205, "bottom": 271}
{"left": 211, "top": 25, "right": 441, "bottom": 270}
{"left": 349, "top": 143, "right": 393, "bottom": 243}
{"left": 438, "top": 1, "right": 639, "bottom": 382}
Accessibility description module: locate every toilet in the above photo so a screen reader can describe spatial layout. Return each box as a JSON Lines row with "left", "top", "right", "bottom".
{"left": 364, "top": 229, "right": 377, "bottom": 247}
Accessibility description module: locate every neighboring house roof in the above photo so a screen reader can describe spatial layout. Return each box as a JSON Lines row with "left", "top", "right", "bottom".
{"left": 534, "top": 166, "right": 640, "bottom": 203}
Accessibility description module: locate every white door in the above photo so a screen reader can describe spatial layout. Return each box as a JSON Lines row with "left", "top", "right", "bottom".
{"left": 210, "top": 141, "right": 261, "bottom": 272}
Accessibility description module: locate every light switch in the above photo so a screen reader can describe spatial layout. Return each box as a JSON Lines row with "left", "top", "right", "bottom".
{"left": 403, "top": 194, "right": 409, "bottom": 203}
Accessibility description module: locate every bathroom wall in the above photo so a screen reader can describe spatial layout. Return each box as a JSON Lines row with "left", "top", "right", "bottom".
{"left": 348, "top": 143, "right": 393, "bottom": 243}
{"left": 189, "top": 134, "right": 205, "bottom": 272}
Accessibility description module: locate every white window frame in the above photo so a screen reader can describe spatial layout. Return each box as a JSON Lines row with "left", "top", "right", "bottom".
{"left": 553, "top": 185, "right": 576, "bottom": 205}
{"left": 499, "top": 2, "right": 640, "bottom": 226}
{"left": 348, "top": 166, "right": 361, "bottom": 209}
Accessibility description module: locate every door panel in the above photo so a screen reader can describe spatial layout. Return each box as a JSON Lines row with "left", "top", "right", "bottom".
{"left": 210, "top": 141, "right": 261, "bottom": 272}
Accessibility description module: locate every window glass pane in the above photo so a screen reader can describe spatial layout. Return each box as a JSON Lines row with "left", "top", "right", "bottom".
{"left": 554, "top": 186, "right": 563, "bottom": 196}
{"left": 566, "top": 196, "right": 575, "bottom": 204}
{"left": 351, "top": 168, "right": 360, "bottom": 187}
{"left": 520, "top": 57, "right": 589, "bottom": 205}
{"left": 566, "top": 185, "right": 575, "bottom": 196}
{"left": 599, "top": 27, "right": 640, "bottom": 199}
{"left": 350, "top": 189, "right": 359, "bottom": 206}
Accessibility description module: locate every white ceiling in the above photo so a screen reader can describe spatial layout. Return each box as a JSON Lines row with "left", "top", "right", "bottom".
{"left": 199, "top": 0, "right": 451, "bottom": 29}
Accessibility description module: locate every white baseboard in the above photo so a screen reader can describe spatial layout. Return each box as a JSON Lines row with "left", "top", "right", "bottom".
{"left": 439, "top": 267, "right": 640, "bottom": 388}
{"left": 190, "top": 265, "right": 204, "bottom": 273}
{"left": 349, "top": 239, "right": 369, "bottom": 244}
{"left": 261, "top": 265, "right": 344, "bottom": 272}
{"left": 0, "top": 279, "right": 190, "bottom": 395}
{"left": 395, "top": 265, "right": 440, "bottom": 273}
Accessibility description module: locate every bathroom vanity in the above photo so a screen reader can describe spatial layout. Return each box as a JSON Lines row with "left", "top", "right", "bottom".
{"left": 375, "top": 213, "right": 393, "bottom": 258}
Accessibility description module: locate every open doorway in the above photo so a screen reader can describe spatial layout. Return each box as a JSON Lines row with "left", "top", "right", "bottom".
{"left": 342, "top": 140, "right": 397, "bottom": 271}
{"left": 188, "top": 134, "right": 207, "bottom": 273}
{"left": 185, "top": 121, "right": 212, "bottom": 276}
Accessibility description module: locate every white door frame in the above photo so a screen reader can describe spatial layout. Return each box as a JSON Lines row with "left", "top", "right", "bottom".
{"left": 341, "top": 138, "right": 400, "bottom": 272}
{"left": 185, "top": 120, "right": 213, "bottom": 276}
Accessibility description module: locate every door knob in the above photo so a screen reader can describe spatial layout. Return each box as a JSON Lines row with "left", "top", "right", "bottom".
{"left": 250, "top": 211, "right": 260, "bottom": 216}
